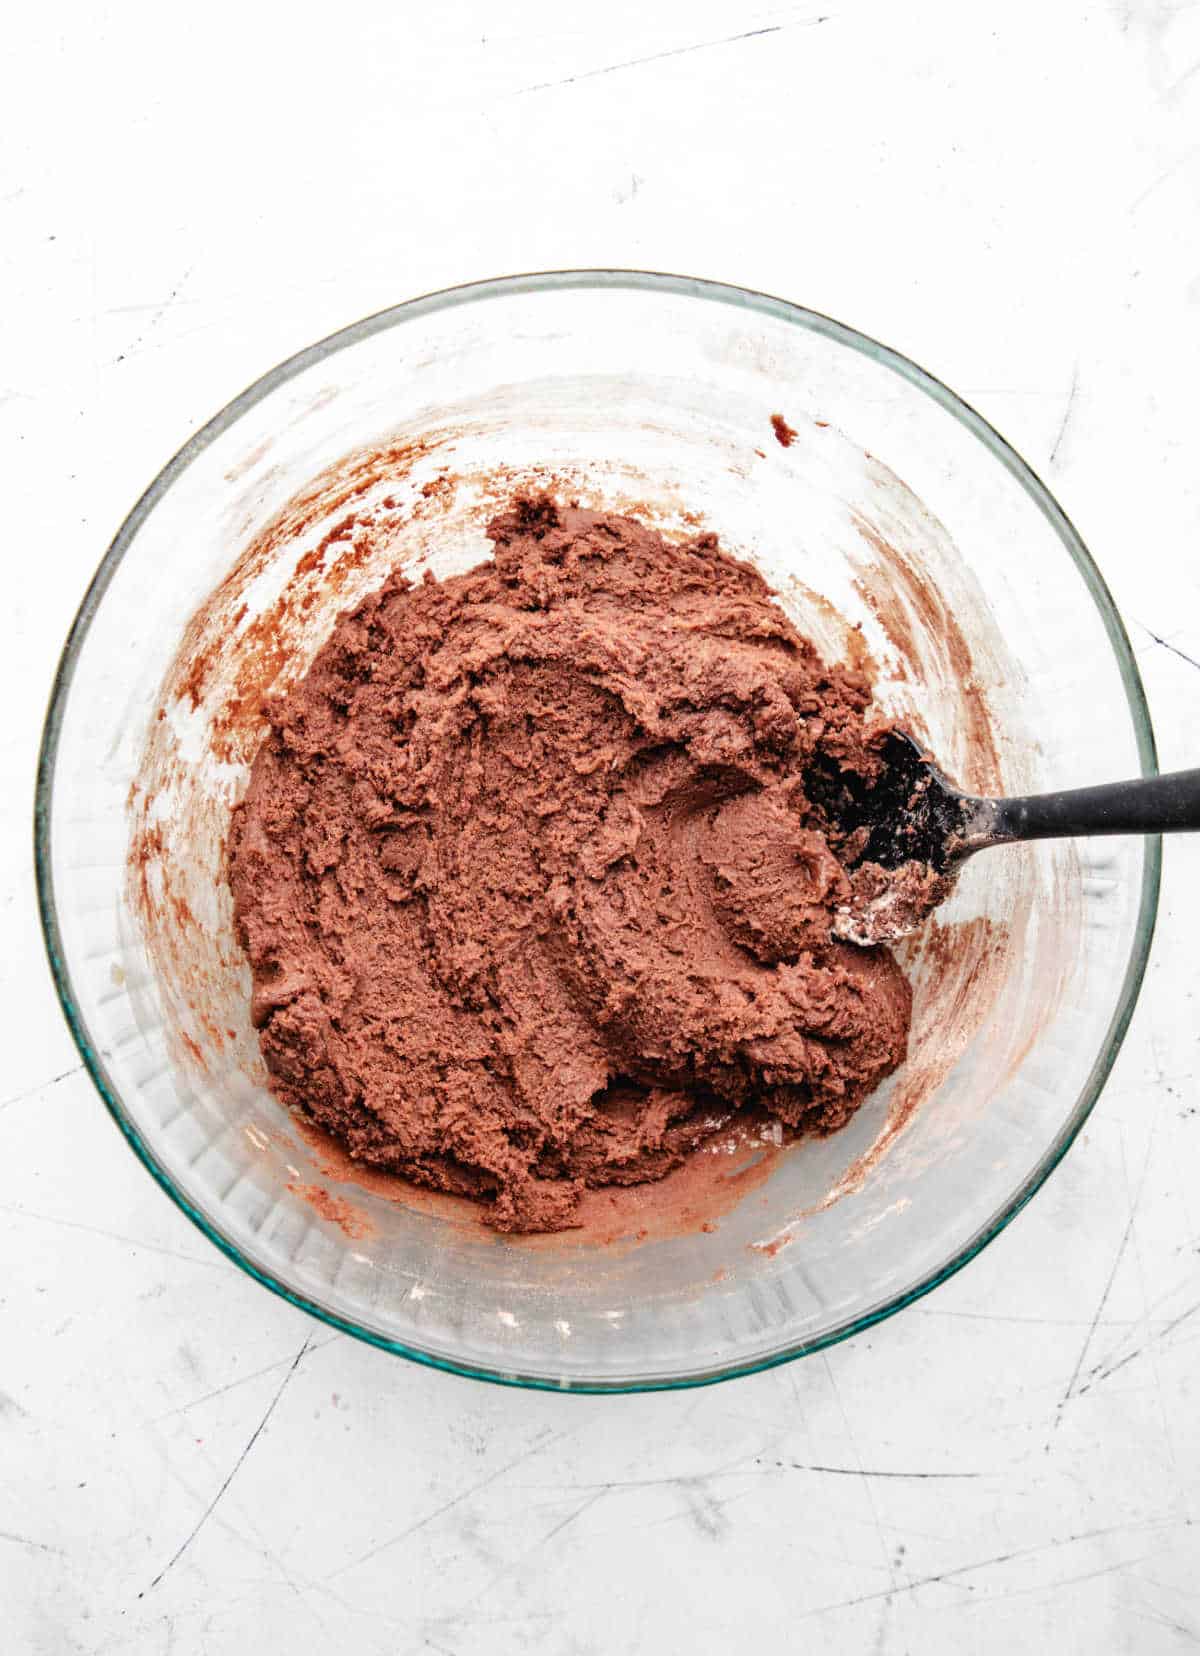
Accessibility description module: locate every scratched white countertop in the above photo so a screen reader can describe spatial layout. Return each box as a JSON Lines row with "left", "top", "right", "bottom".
{"left": 4, "top": 4, "right": 1200, "bottom": 1651}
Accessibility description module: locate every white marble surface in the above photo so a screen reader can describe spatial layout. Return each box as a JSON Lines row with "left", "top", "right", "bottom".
{"left": 5, "top": 3, "right": 1200, "bottom": 1650}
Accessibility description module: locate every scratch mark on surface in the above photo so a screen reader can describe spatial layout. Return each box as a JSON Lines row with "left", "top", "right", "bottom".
{"left": 1052, "top": 1218, "right": 1131, "bottom": 1427}
{"left": 794, "top": 1517, "right": 1189, "bottom": 1620}
{"left": 326, "top": 1427, "right": 578, "bottom": 1580}
{"left": 822, "top": 1356, "right": 899, "bottom": 1596}
{"left": 1129, "top": 1565, "right": 1200, "bottom": 1606}
{"left": 424, "top": 1610, "right": 560, "bottom": 1635}
{"left": 537, "top": 1487, "right": 608, "bottom": 1549}
{"left": 141, "top": 1330, "right": 314, "bottom": 1596}
{"left": 1129, "top": 144, "right": 1200, "bottom": 212}
{"left": 0, "top": 1529, "right": 63, "bottom": 1556}
{"left": 1128, "top": 1607, "right": 1200, "bottom": 1644}
{"left": 317, "top": 1586, "right": 419, "bottom": 1629}
{"left": 1050, "top": 1114, "right": 1158, "bottom": 1438}
{"left": 534, "top": 1439, "right": 780, "bottom": 1497}
{"left": 1065, "top": 1082, "right": 1170, "bottom": 1412}
{"left": 513, "top": 19, "right": 828, "bottom": 95}
{"left": 0, "top": 1202, "right": 227, "bottom": 1271}
{"left": 774, "top": 1460, "right": 986, "bottom": 1479}
{"left": 438, "top": 1490, "right": 612, "bottom": 1626}
{"left": 1117, "top": 1097, "right": 1173, "bottom": 1460}
{"left": 1167, "top": 56, "right": 1200, "bottom": 97}
{"left": 421, "top": 1637, "right": 459, "bottom": 1656}
{"left": 1077, "top": 1298, "right": 1200, "bottom": 1396}
{"left": 1138, "top": 621, "right": 1200, "bottom": 672}
{"left": 113, "top": 263, "right": 196, "bottom": 364}
{"left": 0, "top": 1064, "right": 84, "bottom": 1112}
{"left": 912, "top": 1307, "right": 1141, "bottom": 1327}
{"left": 953, "top": 1550, "right": 1164, "bottom": 1605}
{"left": 533, "top": 1468, "right": 767, "bottom": 1495}
{"left": 203, "top": 1462, "right": 335, "bottom": 1638}
{"left": 633, "top": 1484, "right": 758, "bottom": 1538}
{"left": 1048, "top": 363, "right": 1079, "bottom": 466}
{"left": 150, "top": 1332, "right": 340, "bottom": 1422}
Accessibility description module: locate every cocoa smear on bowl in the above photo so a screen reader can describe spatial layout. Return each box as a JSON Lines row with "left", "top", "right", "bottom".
{"left": 848, "top": 505, "right": 1001, "bottom": 794}
{"left": 285, "top": 1181, "right": 374, "bottom": 1241}
{"left": 290, "top": 1107, "right": 789, "bottom": 1254}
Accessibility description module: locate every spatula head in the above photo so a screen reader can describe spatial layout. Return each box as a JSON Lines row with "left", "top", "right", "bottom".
{"left": 810, "top": 730, "right": 971, "bottom": 874}
{"left": 808, "top": 731, "right": 973, "bottom": 946}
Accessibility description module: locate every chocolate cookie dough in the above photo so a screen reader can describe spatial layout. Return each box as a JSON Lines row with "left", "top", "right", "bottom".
{"left": 230, "top": 497, "right": 925, "bottom": 1232}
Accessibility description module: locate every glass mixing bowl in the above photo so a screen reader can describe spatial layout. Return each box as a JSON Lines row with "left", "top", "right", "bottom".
{"left": 36, "top": 272, "right": 1158, "bottom": 1391}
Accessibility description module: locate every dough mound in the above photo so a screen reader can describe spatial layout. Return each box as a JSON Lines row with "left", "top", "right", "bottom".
{"left": 230, "top": 497, "right": 911, "bottom": 1232}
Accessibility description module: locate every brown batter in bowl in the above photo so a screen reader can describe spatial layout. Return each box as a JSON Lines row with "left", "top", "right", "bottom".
{"left": 230, "top": 495, "right": 939, "bottom": 1232}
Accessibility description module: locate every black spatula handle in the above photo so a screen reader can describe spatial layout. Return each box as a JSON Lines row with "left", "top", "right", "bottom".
{"left": 989, "top": 766, "right": 1200, "bottom": 845}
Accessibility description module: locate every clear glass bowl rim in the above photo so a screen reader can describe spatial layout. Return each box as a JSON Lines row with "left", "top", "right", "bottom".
{"left": 34, "top": 269, "right": 1161, "bottom": 1393}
